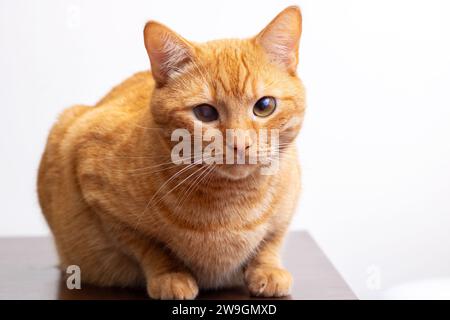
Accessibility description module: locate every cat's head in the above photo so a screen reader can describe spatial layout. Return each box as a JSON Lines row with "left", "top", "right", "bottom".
{"left": 144, "top": 6, "right": 305, "bottom": 180}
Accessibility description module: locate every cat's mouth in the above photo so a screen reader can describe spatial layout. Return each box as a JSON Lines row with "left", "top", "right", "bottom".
{"left": 213, "top": 163, "right": 261, "bottom": 180}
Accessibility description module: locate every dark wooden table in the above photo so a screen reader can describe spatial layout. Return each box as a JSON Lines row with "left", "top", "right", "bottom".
{"left": 0, "top": 231, "right": 356, "bottom": 300}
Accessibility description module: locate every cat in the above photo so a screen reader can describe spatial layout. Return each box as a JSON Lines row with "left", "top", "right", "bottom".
{"left": 37, "top": 6, "right": 305, "bottom": 299}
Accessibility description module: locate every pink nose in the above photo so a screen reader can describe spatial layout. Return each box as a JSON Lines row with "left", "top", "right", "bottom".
{"left": 226, "top": 135, "right": 253, "bottom": 151}
{"left": 230, "top": 142, "right": 251, "bottom": 150}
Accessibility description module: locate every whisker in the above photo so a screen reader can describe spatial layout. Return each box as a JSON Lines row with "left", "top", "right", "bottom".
{"left": 131, "top": 160, "right": 202, "bottom": 228}
{"left": 131, "top": 152, "right": 223, "bottom": 227}
{"left": 149, "top": 163, "right": 208, "bottom": 210}
{"left": 173, "top": 164, "right": 213, "bottom": 214}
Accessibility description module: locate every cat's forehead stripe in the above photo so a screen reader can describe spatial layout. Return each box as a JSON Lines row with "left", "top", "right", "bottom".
{"left": 208, "top": 48, "right": 261, "bottom": 101}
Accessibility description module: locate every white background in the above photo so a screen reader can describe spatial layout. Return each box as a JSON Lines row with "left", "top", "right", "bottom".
{"left": 1, "top": 0, "right": 450, "bottom": 299}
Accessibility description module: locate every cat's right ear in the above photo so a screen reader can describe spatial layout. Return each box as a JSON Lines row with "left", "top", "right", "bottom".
{"left": 254, "top": 6, "right": 302, "bottom": 74}
{"left": 143, "top": 21, "right": 195, "bottom": 86}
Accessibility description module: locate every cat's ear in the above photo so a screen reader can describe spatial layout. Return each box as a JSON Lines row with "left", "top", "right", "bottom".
{"left": 255, "top": 6, "right": 302, "bottom": 74}
{"left": 144, "top": 21, "right": 195, "bottom": 85}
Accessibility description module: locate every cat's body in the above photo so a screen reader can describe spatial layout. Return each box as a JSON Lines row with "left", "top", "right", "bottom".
{"left": 38, "top": 7, "right": 305, "bottom": 299}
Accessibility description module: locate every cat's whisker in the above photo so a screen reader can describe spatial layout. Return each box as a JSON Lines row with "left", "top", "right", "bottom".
{"left": 184, "top": 162, "right": 216, "bottom": 202}
{"left": 127, "top": 163, "right": 181, "bottom": 177}
{"left": 173, "top": 163, "right": 214, "bottom": 214}
{"left": 131, "top": 159, "right": 203, "bottom": 228}
{"left": 121, "top": 157, "right": 195, "bottom": 173}
{"left": 204, "top": 163, "right": 217, "bottom": 188}
{"left": 126, "top": 152, "right": 224, "bottom": 175}
{"left": 131, "top": 153, "right": 223, "bottom": 227}
{"left": 100, "top": 155, "right": 169, "bottom": 160}
{"left": 148, "top": 163, "right": 209, "bottom": 211}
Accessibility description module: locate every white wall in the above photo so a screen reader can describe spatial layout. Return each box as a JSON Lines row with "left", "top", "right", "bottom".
{"left": 1, "top": 0, "right": 450, "bottom": 299}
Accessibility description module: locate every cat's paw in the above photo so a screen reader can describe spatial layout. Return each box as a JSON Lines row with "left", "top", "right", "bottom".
{"left": 147, "top": 272, "right": 199, "bottom": 300}
{"left": 245, "top": 266, "right": 293, "bottom": 297}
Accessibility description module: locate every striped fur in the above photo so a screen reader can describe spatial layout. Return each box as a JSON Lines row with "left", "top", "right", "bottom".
{"left": 38, "top": 6, "right": 305, "bottom": 299}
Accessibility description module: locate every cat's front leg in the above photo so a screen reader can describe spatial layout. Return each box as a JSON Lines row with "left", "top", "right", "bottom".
{"left": 141, "top": 246, "right": 198, "bottom": 300}
{"left": 244, "top": 233, "right": 293, "bottom": 297}
{"left": 147, "top": 270, "right": 198, "bottom": 300}
{"left": 141, "top": 244, "right": 199, "bottom": 300}
{"left": 108, "top": 225, "right": 199, "bottom": 299}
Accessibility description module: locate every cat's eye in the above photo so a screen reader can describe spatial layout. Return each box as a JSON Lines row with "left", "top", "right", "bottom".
{"left": 193, "top": 104, "right": 219, "bottom": 122}
{"left": 253, "top": 96, "right": 277, "bottom": 117}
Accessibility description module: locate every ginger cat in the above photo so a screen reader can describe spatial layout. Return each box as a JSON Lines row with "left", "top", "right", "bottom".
{"left": 38, "top": 6, "right": 305, "bottom": 299}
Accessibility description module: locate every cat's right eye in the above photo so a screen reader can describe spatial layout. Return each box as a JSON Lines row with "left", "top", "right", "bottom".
{"left": 193, "top": 104, "right": 219, "bottom": 122}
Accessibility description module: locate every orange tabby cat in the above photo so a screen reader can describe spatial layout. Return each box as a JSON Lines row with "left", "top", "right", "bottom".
{"left": 38, "top": 6, "right": 305, "bottom": 299}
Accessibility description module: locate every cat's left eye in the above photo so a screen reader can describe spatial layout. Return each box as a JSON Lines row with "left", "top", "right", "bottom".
{"left": 193, "top": 104, "right": 219, "bottom": 122}
{"left": 253, "top": 96, "right": 277, "bottom": 117}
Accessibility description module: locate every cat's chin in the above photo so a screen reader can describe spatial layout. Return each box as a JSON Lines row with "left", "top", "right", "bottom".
{"left": 215, "top": 164, "right": 260, "bottom": 181}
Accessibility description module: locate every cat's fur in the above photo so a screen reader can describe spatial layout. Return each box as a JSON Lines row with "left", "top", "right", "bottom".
{"left": 38, "top": 6, "right": 305, "bottom": 299}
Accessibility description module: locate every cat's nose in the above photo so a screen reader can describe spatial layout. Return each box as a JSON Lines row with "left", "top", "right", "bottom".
{"left": 226, "top": 133, "right": 254, "bottom": 152}
{"left": 235, "top": 144, "right": 251, "bottom": 150}
{"left": 231, "top": 142, "right": 251, "bottom": 151}
{"left": 227, "top": 136, "right": 254, "bottom": 156}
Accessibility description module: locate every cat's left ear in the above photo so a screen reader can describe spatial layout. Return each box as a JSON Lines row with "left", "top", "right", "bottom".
{"left": 143, "top": 21, "right": 196, "bottom": 86}
{"left": 255, "top": 6, "right": 302, "bottom": 74}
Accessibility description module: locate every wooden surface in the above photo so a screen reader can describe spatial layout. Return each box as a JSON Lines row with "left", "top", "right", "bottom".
{"left": 0, "top": 231, "right": 356, "bottom": 300}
